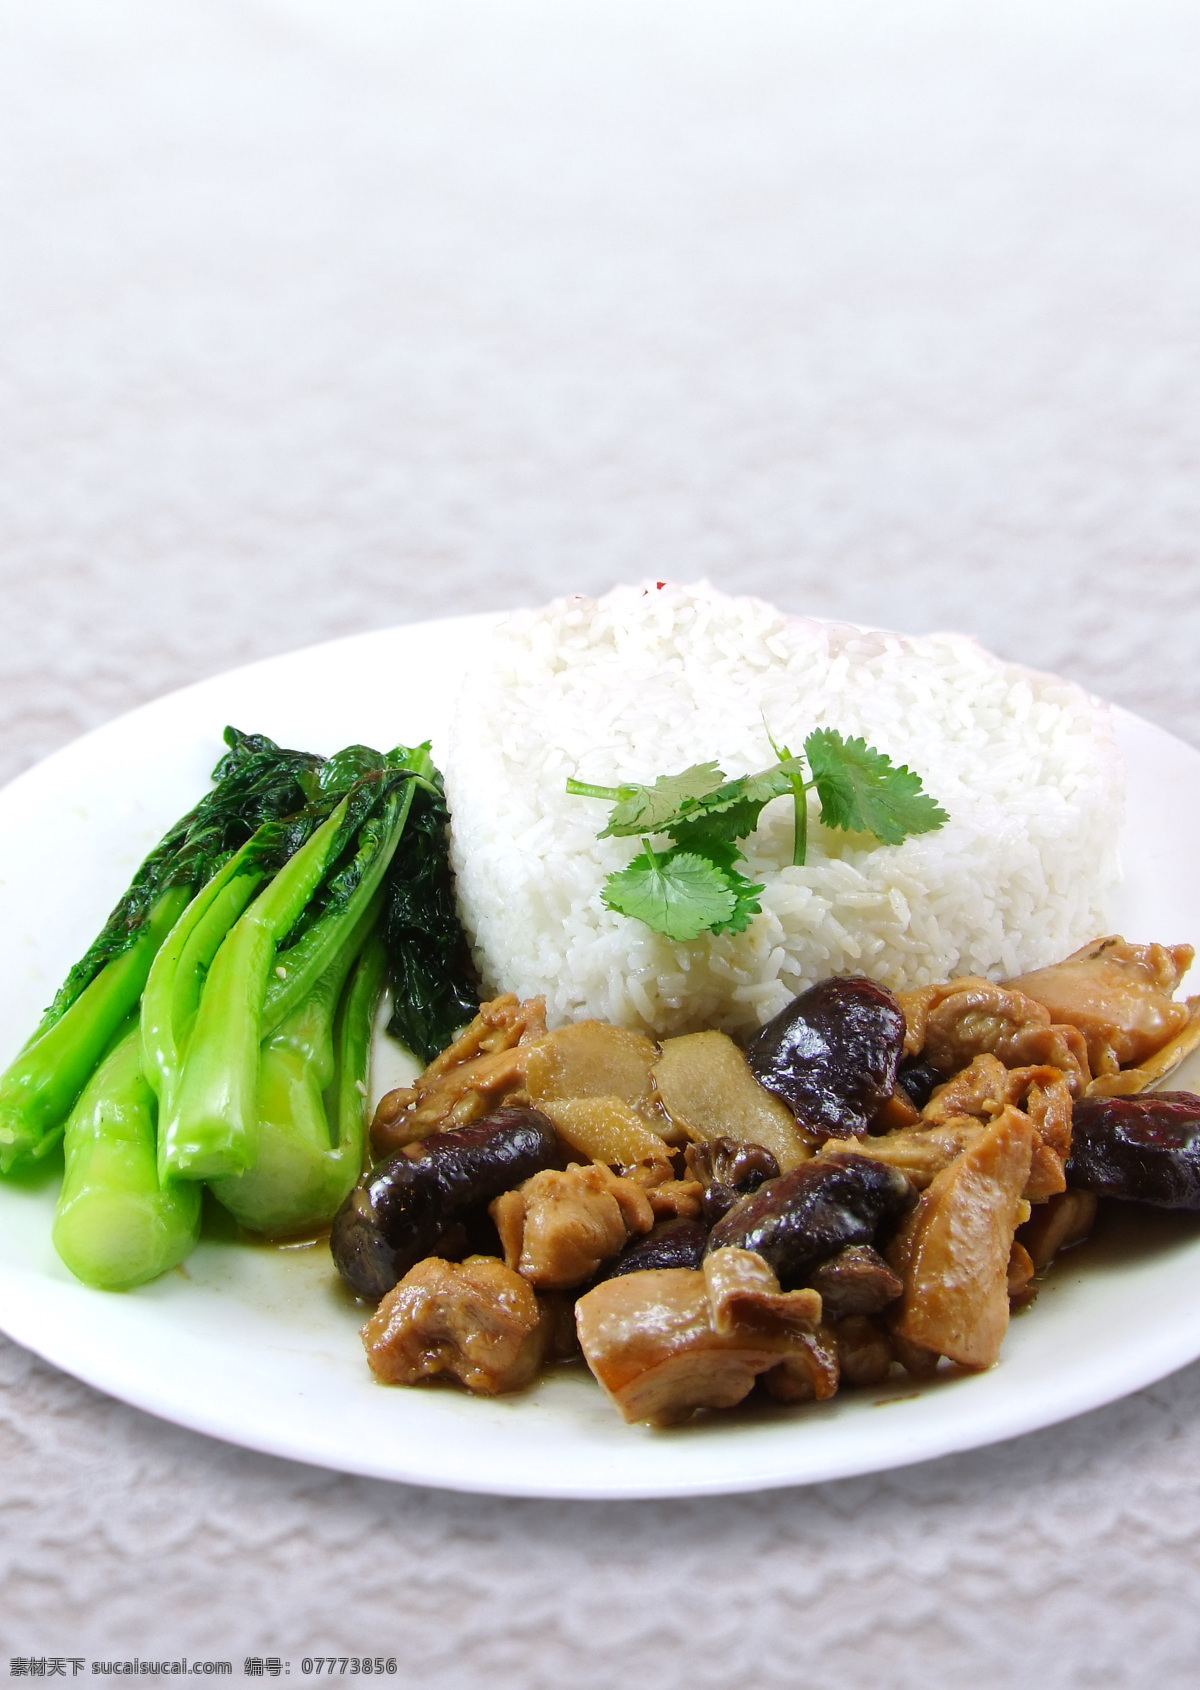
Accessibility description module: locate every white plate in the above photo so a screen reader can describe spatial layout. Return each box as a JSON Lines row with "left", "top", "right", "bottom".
{"left": 2, "top": 617, "right": 1200, "bottom": 1500}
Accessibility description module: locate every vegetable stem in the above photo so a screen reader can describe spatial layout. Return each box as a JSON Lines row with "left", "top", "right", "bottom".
{"left": 52, "top": 1023, "right": 201, "bottom": 1290}
{"left": 260, "top": 778, "right": 416, "bottom": 1036}
{"left": 207, "top": 902, "right": 383, "bottom": 1235}
{"left": 158, "top": 798, "right": 351, "bottom": 1182}
{"left": 140, "top": 843, "right": 269, "bottom": 1122}
{"left": 0, "top": 885, "right": 191, "bottom": 1174}
{"left": 564, "top": 778, "right": 624, "bottom": 802}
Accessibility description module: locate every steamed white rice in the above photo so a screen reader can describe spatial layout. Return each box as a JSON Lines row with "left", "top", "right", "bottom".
{"left": 444, "top": 583, "right": 1123, "bottom": 1037}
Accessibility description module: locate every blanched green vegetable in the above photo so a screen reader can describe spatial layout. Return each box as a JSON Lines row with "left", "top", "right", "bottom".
{"left": 52, "top": 1023, "right": 201, "bottom": 1291}
{"left": 378, "top": 749, "right": 478, "bottom": 1063}
{"left": 157, "top": 750, "right": 440, "bottom": 1183}
{"left": 0, "top": 727, "right": 322, "bottom": 1173}
{"left": 140, "top": 842, "right": 273, "bottom": 1129}
{"left": 0, "top": 888, "right": 190, "bottom": 1174}
{"left": 157, "top": 798, "right": 356, "bottom": 1182}
{"left": 13, "top": 719, "right": 477, "bottom": 1290}
{"left": 207, "top": 910, "right": 385, "bottom": 1235}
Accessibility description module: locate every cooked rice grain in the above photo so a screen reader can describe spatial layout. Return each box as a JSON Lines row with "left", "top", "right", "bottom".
{"left": 444, "top": 583, "right": 1123, "bottom": 1036}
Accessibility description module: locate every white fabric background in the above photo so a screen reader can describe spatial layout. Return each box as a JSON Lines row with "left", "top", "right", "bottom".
{"left": 2, "top": 0, "right": 1200, "bottom": 1681}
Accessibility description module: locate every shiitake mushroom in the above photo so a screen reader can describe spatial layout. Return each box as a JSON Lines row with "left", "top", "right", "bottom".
{"left": 1067, "top": 1091, "right": 1200, "bottom": 1209}
{"left": 747, "top": 976, "right": 906, "bottom": 1138}
{"left": 706, "top": 1153, "right": 914, "bottom": 1287}
{"left": 600, "top": 1217, "right": 710, "bottom": 1279}
{"left": 685, "top": 1136, "right": 780, "bottom": 1225}
{"left": 330, "top": 1105, "right": 560, "bottom": 1299}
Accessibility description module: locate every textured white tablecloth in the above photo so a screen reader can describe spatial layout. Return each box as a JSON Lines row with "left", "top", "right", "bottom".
{"left": 3, "top": 1, "right": 1200, "bottom": 1681}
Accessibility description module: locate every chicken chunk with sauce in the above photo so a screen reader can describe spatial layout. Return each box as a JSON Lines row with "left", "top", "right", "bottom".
{"left": 362, "top": 1254, "right": 551, "bottom": 1394}
{"left": 887, "top": 1105, "right": 1034, "bottom": 1371}
{"left": 371, "top": 994, "right": 548, "bottom": 1153}
{"left": 1009, "top": 936, "right": 1194, "bottom": 1076}
{"left": 576, "top": 1247, "right": 836, "bottom": 1426}
{"left": 899, "top": 978, "right": 1092, "bottom": 1093}
{"left": 490, "top": 1162, "right": 655, "bottom": 1289}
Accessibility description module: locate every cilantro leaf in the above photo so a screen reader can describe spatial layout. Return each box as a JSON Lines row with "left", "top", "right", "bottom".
{"left": 601, "top": 845, "right": 739, "bottom": 941}
{"left": 711, "top": 866, "right": 765, "bottom": 935}
{"left": 574, "top": 730, "right": 947, "bottom": 940}
{"left": 804, "top": 728, "right": 948, "bottom": 846}
{"left": 591, "top": 762, "right": 728, "bottom": 837}
{"left": 695, "top": 763, "right": 800, "bottom": 816}
{"left": 667, "top": 802, "right": 760, "bottom": 861}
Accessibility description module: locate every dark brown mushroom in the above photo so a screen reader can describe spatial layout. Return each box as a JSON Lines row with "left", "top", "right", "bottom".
{"left": 1066, "top": 1092, "right": 1200, "bottom": 1208}
{"left": 330, "top": 1105, "right": 560, "bottom": 1299}
{"left": 706, "top": 1152, "right": 914, "bottom": 1288}
{"left": 805, "top": 1244, "right": 903, "bottom": 1318}
{"left": 747, "top": 975, "right": 906, "bottom": 1137}
{"left": 684, "top": 1136, "right": 780, "bottom": 1225}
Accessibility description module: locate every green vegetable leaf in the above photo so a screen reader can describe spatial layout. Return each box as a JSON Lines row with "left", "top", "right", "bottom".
{"left": 804, "top": 728, "right": 948, "bottom": 846}
{"left": 573, "top": 730, "right": 946, "bottom": 940}
{"left": 379, "top": 747, "right": 480, "bottom": 1063}
{"left": 589, "top": 762, "right": 728, "bottom": 836}
{"left": 710, "top": 866, "right": 765, "bottom": 935}
{"left": 665, "top": 804, "right": 753, "bottom": 861}
{"left": 601, "top": 845, "right": 739, "bottom": 941}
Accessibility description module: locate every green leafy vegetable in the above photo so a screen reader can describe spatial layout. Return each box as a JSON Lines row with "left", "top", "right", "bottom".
{"left": 42, "top": 727, "right": 324, "bottom": 1035}
{"left": 0, "top": 727, "right": 326, "bottom": 1173}
{"left": 51, "top": 1021, "right": 202, "bottom": 1292}
{"left": 804, "top": 728, "right": 949, "bottom": 846}
{"left": 5, "top": 716, "right": 477, "bottom": 1291}
{"left": 378, "top": 750, "right": 479, "bottom": 1065}
{"left": 155, "top": 756, "right": 429, "bottom": 1184}
{"left": 602, "top": 845, "right": 742, "bottom": 941}
{"left": 570, "top": 730, "right": 946, "bottom": 941}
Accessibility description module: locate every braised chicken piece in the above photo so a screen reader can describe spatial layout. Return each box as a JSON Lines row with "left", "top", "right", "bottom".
{"left": 922, "top": 1053, "right": 1069, "bottom": 1149}
{"left": 490, "top": 1163, "right": 655, "bottom": 1289}
{"left": 575, "top": 1247, "right": 834, "bottom": 1426}
{"left": 362, "top": 1254, "right": 550, "bottom": 1394}
{"left": 835, "top": 1314, "right": 894, "bottom": 1387}
{"left": 633, "top": 1170, "right": 706, "bottom": 1221}
{"left": 371, "top": 994, "right": 548, "bottom": 1154}
{"left": 919, "top": 1052, "right": 1071, "bottom": 1199}
{"left": 1016, "top": 1189, "right": 1099, "bottom": 1272}
{"left": 898, "top": 979, "right": 1091, "bottom": 1093}
{"left": 822, "top": 1119, "right": 986, "bottom": 1191}
{"left": 887, "top": 1105, "right": 1035, "bottom": 1371}
{"left": 1006, "top": 1239, "right": 1037, "bottom": 1306}
{"left": 826, "top": 1112, "right": 1062, "bottom": 1203}
{"left": 759, "top": 1331, "right": 842, "bottom": 1403}
{"left": 1085, "top": 1006, "right": 1200, "bottom": 1097}
{"left": 1009, "top": 937, "right": 1194, "bottom": 1077}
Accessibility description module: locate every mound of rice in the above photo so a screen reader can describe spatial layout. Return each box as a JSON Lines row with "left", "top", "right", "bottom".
{"left": 444, "top": 583, "right": 1123, "bottom": 1037}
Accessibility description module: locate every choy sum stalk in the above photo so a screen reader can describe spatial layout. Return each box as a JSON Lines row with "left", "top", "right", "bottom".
{"left": 0, "top": 726, "right": 322, "bottom": 1174}
{"left": 207, "top": 912, "right": 386, "bottom": 1235}
{"left": 140, "top": 842, "right": 273, "bottom": 1128}
{"left": 0, "top": 888, "right": 190, "bottom": 1174}
{"left": 158, "top": 753, "right": 430, "bottom": 1183}
{"left": 52, "top": 1022, "right": 201, "bottom": 1290}
{"left": 157, "top": 798, "right": 355, "bottom": 1182}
